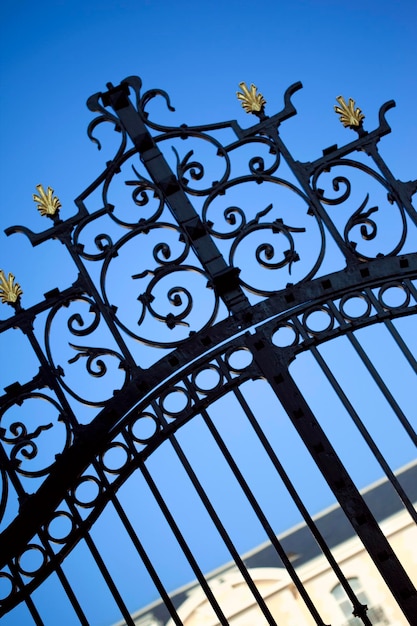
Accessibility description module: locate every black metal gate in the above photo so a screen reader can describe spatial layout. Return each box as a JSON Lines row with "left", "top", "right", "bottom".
{"left": 0, "top": 77, "right": 416, "bottom": 625}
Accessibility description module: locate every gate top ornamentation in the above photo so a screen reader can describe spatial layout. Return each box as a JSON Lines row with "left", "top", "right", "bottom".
{"left": 0, "top": 76, "right": 416, "bottom": 624}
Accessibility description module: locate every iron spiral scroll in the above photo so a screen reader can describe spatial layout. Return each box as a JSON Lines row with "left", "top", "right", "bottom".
{"left": 0, "top": 76, "right": 416, "bottom": 625}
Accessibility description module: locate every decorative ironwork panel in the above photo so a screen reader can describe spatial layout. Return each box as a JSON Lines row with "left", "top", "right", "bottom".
{"left": 0, "top": 77, "right": 416, "bottom": 625}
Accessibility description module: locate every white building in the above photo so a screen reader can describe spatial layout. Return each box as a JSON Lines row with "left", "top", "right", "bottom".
{"left": 115, "top": 461, "right": 417, "bottom": 626}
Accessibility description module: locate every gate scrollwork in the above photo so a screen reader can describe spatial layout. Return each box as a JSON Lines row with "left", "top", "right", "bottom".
{"left": 0, "top": 78, "right": 416, "bottom": 625}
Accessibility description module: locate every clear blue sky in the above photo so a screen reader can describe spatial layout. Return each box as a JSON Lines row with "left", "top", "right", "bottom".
{"left": 0, "top": 1, "right": 416, "bottom": 625}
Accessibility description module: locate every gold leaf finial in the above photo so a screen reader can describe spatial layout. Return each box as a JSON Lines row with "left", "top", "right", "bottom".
{"left": 33, "top": 184, "right": 62, "bottom": 217}
{"left": 237, "top": 82, "right": 266, "bottom": 115}
{"left": 334, "top": 96, "right": 365, "bottom": 128}
{"left": 0, "top": 270, "right": 23, "bottom": 304}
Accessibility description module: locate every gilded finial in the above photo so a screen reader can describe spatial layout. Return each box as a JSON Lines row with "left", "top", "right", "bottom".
{"left": 33, "top": 184, "right": 62, "bottom": 217}
{"left": 0, "top": 270, "right": 23, "bottom": 305}
{"left": 237, "top": 82, "right": 266, "bottom": 115}
{"left": 334, "top": 96, "right": 365, "bottom": 128}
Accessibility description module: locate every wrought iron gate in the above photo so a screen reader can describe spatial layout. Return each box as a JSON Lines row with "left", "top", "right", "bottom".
{"left": 0, "top": 77, "right": 416, "bottom": 625}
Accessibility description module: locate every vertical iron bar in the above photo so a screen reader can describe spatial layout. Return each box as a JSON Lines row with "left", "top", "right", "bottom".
{"left": 65, "top": 500, "right": 136, "bottom": 626}
{"left": 7, "top": 562, "right": 44, "bottom": 626}
{"left": 91, "top": 456, "right": 184, "bottom": 626}
{"left": 0, "top": 440, "right": 29, "bottom": 511}
{"left": 265, "top": 127, "right": 359, "bottom": 266}
{"left": 53, "top": 563, "right": 91, "bottom": 626}
{"left": 140, "top": 462, "right": 230, "bottom": 626}
{"left": 109, "top": 492, "right": 184, "bottom": 626}
{"left": 24, "top": 594, "right": 44, "bottom": 626}
{"left": 19, "top": 321, "right": 79, "bottom": 429}
{"left": 159, "top": 430, "right": 279, "bottom": 626}
{"left": 62, "top": 238, "right": 141, "bottom": 373}
{"left": 36, "top": 525, "right": 90, "bottom": 626}
{"left": 326, "top": 300, "right": 417, "bottom": 445}
{"left": 223, "top": 370, "right": 373, "bottom": 625}
{"left": 81, "top": 530, "right": 136, "bottom": 626}
{"left": 292, "top": 313, "right": 417, "bottom": 523}
{"left": 362, "top": 142, "right": 417, "bottom": 227}
{"left": 188, "top": 393, "right": 331, "bottom": 626}
{"left": 364, "top": 285, "right": 417, "bottom": 374}
{"left": 407, "top": 278, "right": 417, "bottom": 300}
{"left": 246, "top": 330, "right": 417, "bottom": 622}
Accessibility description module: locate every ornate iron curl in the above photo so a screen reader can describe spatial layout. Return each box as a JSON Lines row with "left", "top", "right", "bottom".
{"left": 312, "top": 159, "right": 408, "bottom": 260}
{"left": 43, "top": 296, "right": 131, "bottom": 407}
{"left": 0, "top": 393, "right": 71, "bottom": 478}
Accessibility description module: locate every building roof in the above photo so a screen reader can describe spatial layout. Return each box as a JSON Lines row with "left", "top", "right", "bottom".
{"left": 123, "top": 460, "right": 417, "bottom": 625}
{"left": 244, "top": 460, "right": 417, "bottom": 571}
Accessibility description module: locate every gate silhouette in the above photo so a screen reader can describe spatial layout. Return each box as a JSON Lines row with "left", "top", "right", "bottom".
{"left": 0, "top": 77, "right": 416, "bottom": 625}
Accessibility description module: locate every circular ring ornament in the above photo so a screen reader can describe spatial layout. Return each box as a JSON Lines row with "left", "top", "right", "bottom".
{"left": 339, "top": 292, "right": 372, "bottom": 321}
{"left": 0, "top": 572, "right": 15, "bottom": 602}
{"left": 378, "top": 281, "right": 410, "bottom": 310}
{"left": 46, "top": 511, "right": 75, "bottom": 544}
{"left": 302, "top": 305, "right": 334, "bottom": 336}
{"left": 130, "top": 412, "right": 159, "bottom": 443}
{"left": 72, "top": 476, "right": 103, "bottom": 508}
{"left": 272, "top": 323, "right": 299, "bottom": 348}
{"left": 192, "top": 364, "right": 223, "bottom": 394}
{"left": 17, "top": 544, "right": 48, "bottom": 577}
{"left": 160, "top": 386, "right": 192, "bottom": 417}
{"left": 224, "top": 347, "right": 253, "bottom": 372}
{"left": 100, "top": 442, "right": 131, "bottom": 474}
